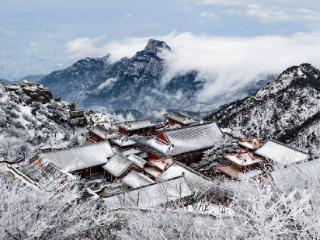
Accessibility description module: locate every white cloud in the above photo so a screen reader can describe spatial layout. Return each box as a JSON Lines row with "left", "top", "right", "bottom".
{"left": 97, "top": 77, "right": 118, "bottom": 91}
{"left": 66, "top": 37, "right": 147, "bottom": 61}
{"left": 198, "top": 0, "right": 245, "bottom": 6}
{"left": 194, "top": 0, "right": 320, "bottom": 23}
{"left": 65, "top": 37, "right": 103, "bottom": 57}
{"left": 246, "top": 4, "right": 320, "bottom": 22}
{"left": 199, "top": 11, "right": 219, "bottom": 19}
{"left": 66, "top": 32, "right": 320, "bottom": 102}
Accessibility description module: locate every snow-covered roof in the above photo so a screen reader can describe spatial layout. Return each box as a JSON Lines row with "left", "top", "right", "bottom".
{"left": 119, "top": 120, "right": 156, "bottom": 131}
{"left": 127, "top": 154, "right": 147, "bottom": 168}
{"left": 40, "top": 142, "right": 115, "bottom": 172}
{"left": 110, "top": 136, "right": 136, "bottom": 147}
{"left": 149, "top": 158, "right": 173, "bottom": 171}
{"left": 146, "top": 122, "right": 224, "bottom": 156}
{"left": 143, "top": 166, "right": 162, "bottom": 178}
{"left": 238, "top": 138, "right": 261, "bottom": 150}
{"left": 270, "top": 159, "right": 320, "bottom": 191}
{"left": 14, "top": 164, "right": 43, "bottom": 182}
{"left": 102, "top": 153, "right": 133, "bottom": 177}
{"left": 121, "top": 148, "right": 141, "bottom": 157}
{"left": 160, "top": 162, "right": 211, "bottom": 192}
{"left": 121, "top": 170, "right": 154, "bottom": 188}
{"left": 225, "top": 152, "right": 262, "bottom": 167}
{"left": 104, "top": 176, "right": 192, "bottom": 209}
{"left": 216, "top": 165, "right": 262, "bottom": 180}
{"left": 255, "top": 140, "right": 309, "bottom": 165}
{"left": 167, "top": 111, "right": 198, "bottom": 125}
{"left": 90, "top": 125, "right": 119, "bottom": 140}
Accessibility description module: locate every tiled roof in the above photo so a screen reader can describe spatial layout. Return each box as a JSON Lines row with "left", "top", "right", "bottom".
{"left": 119, "top": 120, "right": 156, "bottom": 131}
{"left": 14, "top": 164, "right": 43, "bottom": 182}
{"left": 160, "top": 162, "right": 211, "bottom": 192}
{"left": 255, "top": 140, "right": 309, "bottom": 165}
{"left": 40, "top": 142, "right": 115, "bottom": 172}
{"left": 167, "top": 111, "right": 198, "bottom": 125}
{"left": 270, "top": 158, "right": 320, "bottom": 191}
{"left": 148, "top": 158, "right": 173, "bottom": 171}
{"left": 216, "top": 165, "right": 262, "bottom": 180}
{"left": 102, "top": 153, "right": 133, "bottom": 177}
{"left": 143, "top": 166, "right": 162, "bottom": 178}
{"left": 103, "top": 176, "right": 192, "bottom": 209}
{"left": 147, "top": 122, "right": 224, "bottom": 156}
{"left": 238, "top": 138, "right": 261, "bottom": 150}
{"left": 121, "top": 148, "right": 141, "bottom": 157}
{"left": 110, "top": 136, "right": 136, "bottom": 147}
{"left": 225, "top": 152, "right": 262, "bottom": 167}
{"left": 127, "top": 154, "right": 147, "bottom": 168}
{"left": 121, "top": 170, "right": 154, "bottom": 188}
{"left": 90, "top": 125, "right": 119, "bottom": 140}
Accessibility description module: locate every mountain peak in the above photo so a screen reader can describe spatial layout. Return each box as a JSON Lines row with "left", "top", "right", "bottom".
{"left": 256, "top": 63, "right": 320, "bottom": 99}
{"left": 281, "top": 63, "right": 318, "bottom": 78}
{"left": 144, "top": 39, "right": 171, "bottom": 54}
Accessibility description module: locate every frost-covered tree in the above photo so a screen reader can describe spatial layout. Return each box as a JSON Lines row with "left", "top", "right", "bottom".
{"left": 0, "top": 175, "right": 120, "bottom": 240}
{"left": 0, "top": 82, "right": 87, "bottom": 162}
{"left": 125, "top": 112, "right": 135, "bottom": 122}
{"left": 116, "top": 113, "right": 125, "bottom": 122}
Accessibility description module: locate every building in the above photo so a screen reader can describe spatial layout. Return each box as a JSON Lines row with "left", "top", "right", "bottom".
{"left": 110, "top": 136, "right": 136, "bottom": 150}
{"left": 216, "top": 163, "right": 263, "bottom": 180}
{"left": 38, "top": 141, "right": 115, "bottom": 178}
{"left": 217, "top": 139, "right": 310, "bottom": 180}
{"left": 269, "top": 158, "right": 320, "bottom": 192}
{"left": 224, "top": 150, "right": 263, "bottom": 170}
{"left": 255, "top": 140, "right": 309, "bottom": 166}
{"left": 166, "top": 111, "right": 198, "bottom": 126}
{"left": 121, "top": 170, "right": 154, "bottom": 188}
{"left": 88, "top": 124, "right": 119, "bottom": 143}
{"left": 160, "top": 161, "right": 211, "bottom": 193}
{"left": 102, "top": 153, "right": 137, "bottom": 181}
{"left": 238, "top": 138, "right": 262, "bottom": 150}
{"left": 145, "top": 122, "right": 224, "bottom": 164}
{"left": 118, "top": 120, "right": 157, "bottom": 136}
{"left": 103, "top": 176, "right": 193, "bottom": 209}
{"left": 8, "top": 161, "right": 73, "bottom": 189}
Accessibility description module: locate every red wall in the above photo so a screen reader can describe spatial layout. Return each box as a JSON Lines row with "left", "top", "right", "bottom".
{"left": 148, "top": 152, "right": 161, "bottom": 161}
{"left": 118, "top": 127, "right": 129, "bottom": 136}
{"left": 157, "top": 133, "right": 169, "bottom": 144}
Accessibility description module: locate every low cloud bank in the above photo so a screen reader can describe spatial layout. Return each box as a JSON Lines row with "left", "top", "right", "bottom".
{"left": 66, "top": 32, "right": 320, "bottom": 101}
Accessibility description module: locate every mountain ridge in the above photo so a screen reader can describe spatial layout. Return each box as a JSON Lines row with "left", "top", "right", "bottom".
{"left": 40, "top": 39, "right": 273, "bottom": 115}
{"left": 207, "top": 63, "right": 320, "bottom": 156}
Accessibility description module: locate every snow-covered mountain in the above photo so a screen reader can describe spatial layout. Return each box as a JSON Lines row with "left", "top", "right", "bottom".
{"left": 40, "top": 39, "right": 272, "bottom": 114}
{"left": 0, "top": 81, "right": 87, "bottom": 162}
{"left": 0, "top": 78, "right": 11, "bottom": 84}
{"left": 208, "top": 63, "right": 320, "bottom": 156}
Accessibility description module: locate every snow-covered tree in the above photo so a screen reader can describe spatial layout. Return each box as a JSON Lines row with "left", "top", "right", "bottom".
{"left": 125, "top": 112, "right": 135, "bottom": 122}
{"left": 0, "top": 175, "right": 119, "bottom": 239}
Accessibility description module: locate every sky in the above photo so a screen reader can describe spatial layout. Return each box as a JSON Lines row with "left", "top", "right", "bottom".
{"left": 1, "top": 0, "right": 320, "bottom": 81}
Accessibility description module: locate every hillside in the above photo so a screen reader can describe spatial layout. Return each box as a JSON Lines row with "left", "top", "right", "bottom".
{"left": 0, "top": 81, "right": 87, "bottom": 162}
{"left": 208, "top": 63, "right": 320, "bottom": 156}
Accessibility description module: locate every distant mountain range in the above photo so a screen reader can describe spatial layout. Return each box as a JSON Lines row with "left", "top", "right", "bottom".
{"left": 39, "top": 39, "right": 274, "bottom": 115}
{"left": 20, "top": 74, "right": 46, "bottom": 83}
{"left": 0, "top": 74, "right": 45, "bottom": 85}
{"left": 0, "top": 78, "right": 11, "bottom": 84}
{"left": 207, "top": 63, "right": 320, "bottom": 157}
